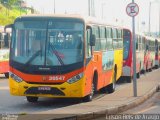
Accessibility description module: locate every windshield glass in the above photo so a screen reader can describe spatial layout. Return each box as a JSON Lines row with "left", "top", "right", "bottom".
{"left": 11, "top": 20, "right": 84, "bottom": 66}
{"left": 123, "top": 30, "right": 131, "bottom": 60}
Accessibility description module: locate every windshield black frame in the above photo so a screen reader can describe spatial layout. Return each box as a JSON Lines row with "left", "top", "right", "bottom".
{"left": 10, "top": 17, "right": 85, "bottom": 75}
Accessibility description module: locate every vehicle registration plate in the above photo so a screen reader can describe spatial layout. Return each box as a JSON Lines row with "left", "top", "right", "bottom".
{"left": 38, "top": 86, "right": 51, "bottom": 91}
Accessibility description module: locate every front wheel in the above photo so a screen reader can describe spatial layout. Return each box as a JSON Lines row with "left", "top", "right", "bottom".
{"left": 83, "top": 83, "right": 94, "bottom": 102}
{"left": 26, "top": 96, "right": 38, "bottom": 103}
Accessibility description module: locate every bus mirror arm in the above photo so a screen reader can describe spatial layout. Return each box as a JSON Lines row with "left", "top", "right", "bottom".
{"left": 4, "top": 24, "right": 13, "bottom": 33}
{"left": 90, "top": 34, "right": 96, "bottom": 46}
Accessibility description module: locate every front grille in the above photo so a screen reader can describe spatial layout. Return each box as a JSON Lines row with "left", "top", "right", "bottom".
{"left": 26, "top": 82, "right": 64, "bottom": 85}
{"left": 24, "top": 87, "right": 65, "bottom": 96}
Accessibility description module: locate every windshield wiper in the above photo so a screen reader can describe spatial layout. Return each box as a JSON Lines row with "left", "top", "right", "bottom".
{"left": 25, "top": 50, "right": 41, "bottom": 65}
{"left": 49, "top": 43, "right": 64, "bottom": 66}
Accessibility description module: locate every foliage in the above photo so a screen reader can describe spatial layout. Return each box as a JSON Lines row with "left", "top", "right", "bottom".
{"left": 0, "top": 3, "right": 27, "bottom": 26}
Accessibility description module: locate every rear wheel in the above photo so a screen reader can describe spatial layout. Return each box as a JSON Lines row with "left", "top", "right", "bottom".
{"left": 107, "top": 70, "right": 116, "bottom": 94}
{"left": 26, "top": 96, "right": 38, "bottom": 103}
{"left": 137, "top": 72, "right": 140, "bottom": 78}
{"left": 125, "top": 76, "right": 132, "bottom": 83}
{"left": 155, "top": 65, "right": 158, "bottom": 69}
{"left": 4, "top": 73, "right": 9, "bottom": 78}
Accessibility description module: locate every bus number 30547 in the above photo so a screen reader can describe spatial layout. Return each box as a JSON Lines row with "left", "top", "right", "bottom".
{"left": 49, "top": 76, "right": 65, "bottom": 81}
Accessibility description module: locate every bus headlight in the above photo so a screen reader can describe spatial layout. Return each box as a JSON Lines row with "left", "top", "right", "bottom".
{"left": 9, "top": 72, "right": 23, "bottom": 83}
{"left": 67, "top": 73, "right": 83, "bottom": 84}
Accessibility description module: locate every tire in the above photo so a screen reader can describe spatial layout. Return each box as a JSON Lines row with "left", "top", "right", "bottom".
{"left": 83, "top": 82, "right": 94, "bottom": 102}
{"left": 83, "top": 73, "right": 97, "bottom": 102}
{"left": 155, "top": 65, "right": 158, "bottom": 69}
{"left": 126, "top": 76, "right": 132, "bottom": 83}
{"left": 137, "top": 72, "right": 140, "bottom": 78}
{"left": 26, "top": 96, "right": 38, "bottom": 103}
{"left": 107, "top": 70, "right": 116, "bottom": 94}
{"left": 4, "top": 73, "right": 9, "bottom": 78}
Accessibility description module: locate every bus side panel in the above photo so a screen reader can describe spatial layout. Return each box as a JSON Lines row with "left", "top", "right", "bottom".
{"left": 102, "top": 51, "right": 114, "bottom": 86}
{"left": 136, "top": 51, "right": 143, "bottom": 73}
{"left": 84, "top": 59, "right": 95, "bottom": 96}
{"left": 114, "top": 49, "right": 123, "bottom": 81}
{"left": 0, "top": 61, "right": 9, "bottom": 74}
{"left": 92, "top": 52, "right": 103, "bottom": 90}
{"left": 84, "top": 51, "right": 103, "bottom": 95}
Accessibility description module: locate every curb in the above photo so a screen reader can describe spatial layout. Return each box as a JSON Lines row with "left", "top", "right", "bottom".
{"left": 47, "top": 84, "right": 159, "bottom": 120}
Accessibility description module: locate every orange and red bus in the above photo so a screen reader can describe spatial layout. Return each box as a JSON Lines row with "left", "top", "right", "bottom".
{"left": 154, "top": 38, "right": 160, "bottom": 68}
{"left": 7, "top": 14, "right": 123, "bottom": 102}
{"left": 0, "top": 26, "right": 11, "bottom": 78}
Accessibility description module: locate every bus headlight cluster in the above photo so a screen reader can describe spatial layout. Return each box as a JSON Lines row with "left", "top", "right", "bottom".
{"left": 67, "top": 73, "right": 83, "bottom": 84}
{"left": 9, "top": 72, "right": 23, "bottom": 83}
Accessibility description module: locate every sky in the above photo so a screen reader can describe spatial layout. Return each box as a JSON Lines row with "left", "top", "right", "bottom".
{"left": 25, "top": 0, "right": 160, "bottom": 33}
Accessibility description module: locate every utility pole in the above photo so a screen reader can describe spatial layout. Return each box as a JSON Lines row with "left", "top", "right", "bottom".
{"left": 126, "top": 0, "right": 139, "bottom": 97}
{"left": 54, "top": 0, "right": 55, "bottom": 14}
{"left": 159, "top": 3, "right": 160, "bottom": 37}
{"left": 149, "top": 2, "right": 151, "bottom": 36}
{"left": 88, "top": 0, "right": 91, "bottom": 16}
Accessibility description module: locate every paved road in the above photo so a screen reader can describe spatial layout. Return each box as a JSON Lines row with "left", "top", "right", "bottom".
{"left": 124, "top": 91, "right": 160, "bottom": 114}
{"left": 0, "top": 74, "right": 130, "bottom": 114}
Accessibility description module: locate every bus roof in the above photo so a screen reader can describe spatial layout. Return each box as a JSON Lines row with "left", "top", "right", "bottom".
{"left": 15, "top": 14, "right": 123, "bottom": 29}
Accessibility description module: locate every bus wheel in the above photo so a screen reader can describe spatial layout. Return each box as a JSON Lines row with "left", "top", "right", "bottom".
{"left": 137, "top": 72, "right": 140, "bottom": 78}
{"left": 83, "top": 82, "right": 95, "bottom": 102}
{"left": 107, "top": 70, "right": 116, "bottom": 94}
{"left": 26, "top": 96, "right": 38, "bottom": 103}
{"left": 4, "top": 73, "right": 9, "bottom": 78}
{"left": 155, "top": 65, "right": 158, "bottom": 69}
{"left": 126, "top": 76, "right": 132, "bottom": 83}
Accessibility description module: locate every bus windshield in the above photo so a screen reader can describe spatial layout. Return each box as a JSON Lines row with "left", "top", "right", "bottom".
{"left": 123, "top": 30, "right": 131, "bottom": 60}
{"left": 11, "top": 20, "right": 84, "bottom": 67}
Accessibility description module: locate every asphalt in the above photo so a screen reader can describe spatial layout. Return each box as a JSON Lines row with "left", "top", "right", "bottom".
{"left": 17, "top": 69, "right": 160, "bottom": 120}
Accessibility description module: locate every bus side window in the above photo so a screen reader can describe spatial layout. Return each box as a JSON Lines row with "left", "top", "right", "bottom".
{"left": 92, "top": 26, "right": 100, "bottom": 51}
{"left": 112, "top": 28, "right": 118, "bottom": 49}
{"left": 86, "top": 27, "right": 91, "bottom": 58}
{"left": 106, "top": 27, "right": 113, "bottom": 50}
{"left": 4, "top": 33, "right": 10, "bottom": 48}
{"left": 0, "top": 33, "right": 2, "bottom": 49}
{"left": 117, "top": 29, "right": 123, "bottom": 48}
{"left": 99, "top": 26, "right": 106, "bottom": 51}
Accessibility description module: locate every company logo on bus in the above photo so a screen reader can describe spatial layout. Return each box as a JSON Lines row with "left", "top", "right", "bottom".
{"left": 42, "top": 76, "right": 47, "bottom": 81}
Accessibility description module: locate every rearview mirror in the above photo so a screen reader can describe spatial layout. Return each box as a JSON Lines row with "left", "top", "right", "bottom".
{"left": 90, "top": 34, "right": 96, "bottom": 46}
{"left": 4, "top": 24, "right": 13, "bottom": 32}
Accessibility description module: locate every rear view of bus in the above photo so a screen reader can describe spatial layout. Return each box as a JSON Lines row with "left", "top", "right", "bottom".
{"left": 0, "top": 27, "right": 10, "bottom": 78}
{"left": 122, "top": 28, "right": 132, "bottom": 83}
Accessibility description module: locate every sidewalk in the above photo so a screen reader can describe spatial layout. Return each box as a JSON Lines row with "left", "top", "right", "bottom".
{"left": 19, "top": 69, "right": 160, "bottom": 120}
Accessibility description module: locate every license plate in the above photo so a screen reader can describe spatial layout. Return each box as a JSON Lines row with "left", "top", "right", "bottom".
{"left": 38, "top": 86, "right": 51, "bottom": 91}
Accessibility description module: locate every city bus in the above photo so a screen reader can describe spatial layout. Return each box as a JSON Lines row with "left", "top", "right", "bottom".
{"left": 6, "top": 14, "right": 123, "bottom": 102}
{"left": 0, "top": 26, "right": 11, "bottom": 78}
{"left": 145, "top": 36, "right": 156, "bottom": 71}
{"left": 122, "top": 31, "right": 148, "bottom": 82}
{"left": 155, "top": 38, "right": 160, "bottom": 68}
